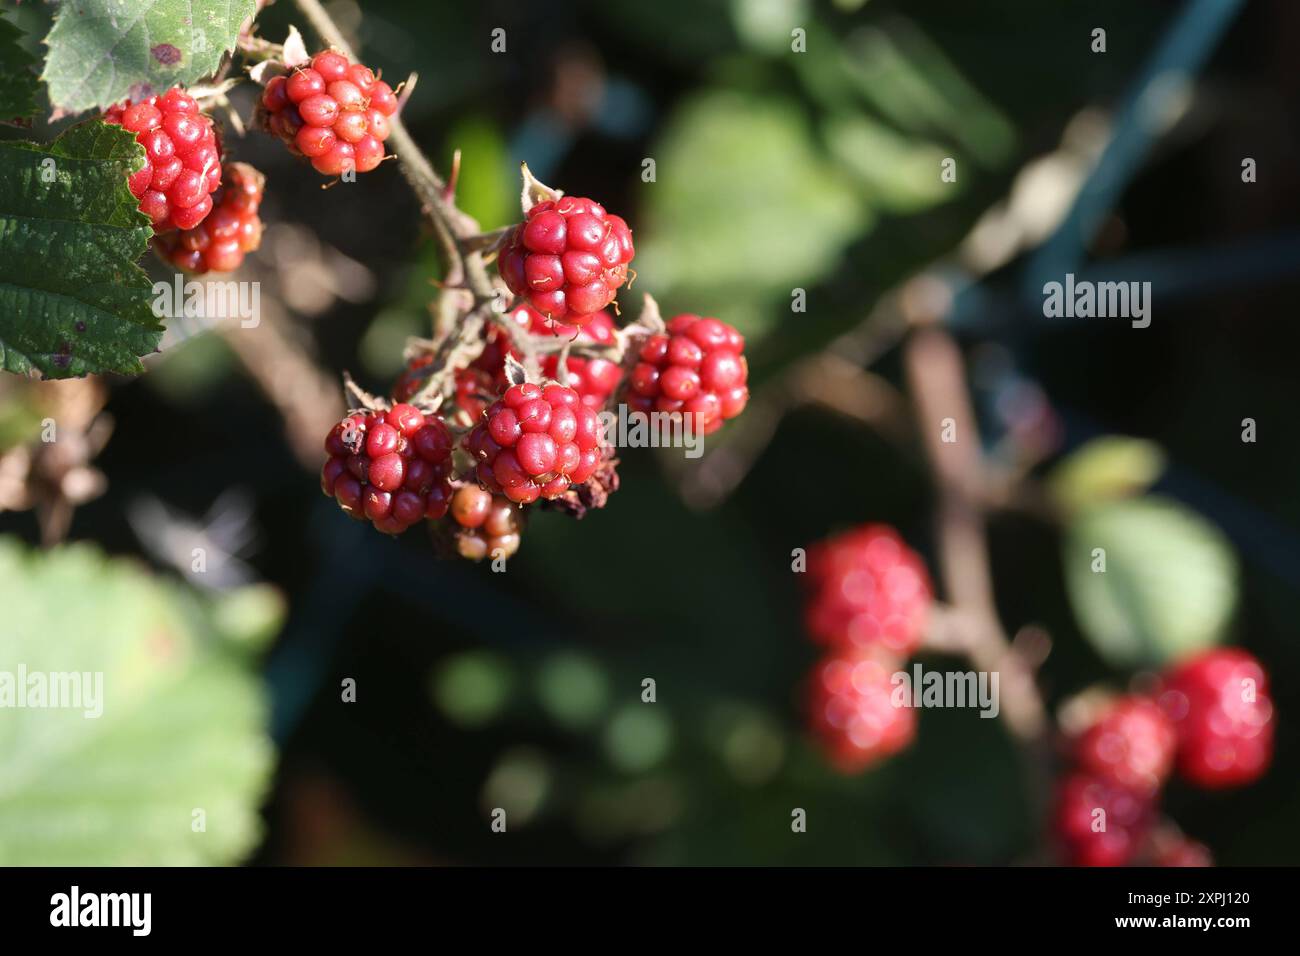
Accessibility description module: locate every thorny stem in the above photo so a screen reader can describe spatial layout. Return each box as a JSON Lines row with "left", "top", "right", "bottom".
{"left": 289, "top": 0, "right": 657, "bottom": 408}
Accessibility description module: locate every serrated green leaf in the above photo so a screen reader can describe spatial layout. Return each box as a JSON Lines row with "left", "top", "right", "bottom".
{"left": 41, "top": 0, "right": 255, "bottom": 114}
{"left": 0, "top": 17, "right": 40, "bottom": 123}
{"left": 0, "top": 538, "right": 273, "bottom": 865}
{"left": 1047, "top": 435, "right": 1167, "bottom": 515}
{"left": 0, "top": 120, "right": 162, "bottom": 379}
{"left": 1062, "top": 497, "right": 1238, "bottom": 669}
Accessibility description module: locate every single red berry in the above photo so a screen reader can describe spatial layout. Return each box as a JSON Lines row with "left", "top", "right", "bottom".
{"left": 369, "top": 81, "right": 399, "bottom": 116}
{"left": 311, "top": 50, "right": 351, "bottom": 83}
{"left": 807, "top": 648, "right": 915, "bottom": 773}
{"left": 803, "top": 524, "right": 933, "bottom": 656}
{"left": 498, "top": 196, "right": 634, "bottom": 326}
{"left": 626, "top": 314, "right": 748, "bottom": 435}
{"left": 1075, "top": 696, "right": 1177, "bottom": 796}
{"left": 153, "top": 163, "right": 265, "bottom": 274}
{"left": 321, "top": 403, "right": 454, "bottom": 534}
{"left": 464, "top": 382, "right": 605, "bottom": 504}
{"left": 261, "top": 49, "right": 395, "bottom": 176}
{"left": 102, "top": 86, "right": 222, "bottom": 232}
{"left": 1054, "top": 772, "right": 1154, "bottom": 867}
{"left": 1158, "top": 648, "right": 1275, "bottom": 789}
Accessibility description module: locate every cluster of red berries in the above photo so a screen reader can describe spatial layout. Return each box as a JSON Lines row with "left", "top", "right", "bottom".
{"left": 153, "top": 162, "right": 265, "bottom": 274}
{"left": 802, "top": 525, "right": 933, "bottom": 772}
{"left": 627, "top": 314, "right": 749, "bottom": 435}
{"left": 314, "top": 160, "right": 751, "bottom": 557}
{"left": 321, "top": 402, "right": 453, "bottom": 535}
{"left": 465, "top": 382, "right": 606, "bottom": 505}
{"left": 498, "top": 197, "right": 634, "bottom": 327}
{"left": 437, "top": 486, "right": 525, "bottom": 561}
{"left": 1054, "top": 648, "right": 1275, "bottom": 866}
{"left": 103, "top": 87, "right": 222, "bottom": 231}
{"left": 106, "top": 48, "right": 399, "bottom": 272}
{"left": 261, "top": 49, "right": 398, "bottom": 175}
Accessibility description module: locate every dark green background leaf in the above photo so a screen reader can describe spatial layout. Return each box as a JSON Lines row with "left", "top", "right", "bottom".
{"left": 0, "top": 120, "right": 161, "bottom": 379}
{"left": 0, "top": 16, "right": 40, "bottom": 123}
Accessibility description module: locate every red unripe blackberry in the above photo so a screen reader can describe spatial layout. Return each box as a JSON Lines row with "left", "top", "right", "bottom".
{"left": 1158, "top": 648, "right": 1275, "bottom": 789}
{"left": 153, "top": 162, "right": 265, "bottom": 274}
{"left": 464, "top": 382, "right": 605, "bottom": 504}
{"left": 321, "top": 403, "right": 453, "bottom": 534}
{"left": 803, "top": 524, "right": 933, "bottom": 656}
{"left": 261, "top": 49, "right": 397, "bottom": 176}
{"left": 498, "top": 196, "right": 634, "bottom": 327}
{"left": 1075, "top": 696, "right": 1177, "bottom": 796}
{"left": 102, "top": 87, "right": 221, "bottom": 232}
{"left": 445, "top": 486, "right": 524, "bottom": 560}
{"left": 807, "top": 648, "right": 915, "bottom": 773}
{"left": 627, "top": 314, "right": 748, "bottom": 435}
{"left": 1054, "top": 772, "right": 1153, "bottom": 867}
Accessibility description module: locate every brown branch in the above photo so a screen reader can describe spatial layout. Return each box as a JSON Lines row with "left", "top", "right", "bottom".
{"left": 219, "top": 311, "right": 345, "bottom": 468}
{"left": 672, "top": 352, "right": 911, "bottom": 509}
{"left": 903, "top": 325, "right": 1047, "bottom": 744}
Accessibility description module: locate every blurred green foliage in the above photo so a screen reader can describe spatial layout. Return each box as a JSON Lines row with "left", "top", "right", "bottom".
{"left": 0, "top": 540, "right": 274, "bottom": 865}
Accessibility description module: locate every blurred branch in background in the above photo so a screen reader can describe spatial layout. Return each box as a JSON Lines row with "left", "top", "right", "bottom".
{"left": 905, "top": 326, "right": 1047, "bottom": 746}
{"left": 0, "top": 378, "right": 111, "bottom": 547}
{"left": 218, "top": 309, "right": 345, "bottom": 468}
{"left": 1025, "top": 0, "right": 1247, "bottom": 289}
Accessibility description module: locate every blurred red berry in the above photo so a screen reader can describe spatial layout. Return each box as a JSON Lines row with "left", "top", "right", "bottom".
{"left": 1054, "top": 772, "right": 1153, "bottom": 867}
{"left": 808, "top": 648, "right": 915, "bottom": 773}
{"left": 1075, "top": 696, "right": 1177, "bottom": 796}
{"left": 803, "top": 524, "right": 933, "bottom": 656}
{"left": 1159, "top": 648, "right": 1275, "bottom": 789}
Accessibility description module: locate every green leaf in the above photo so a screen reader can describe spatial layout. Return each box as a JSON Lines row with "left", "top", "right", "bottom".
{"left": 1062, "top": 497, "right": 1238, "bottom": 669}
{"left": 209, "top": 584, "right": 287, "bottom": 654}
{"left": 823, "top": 114, "right": 960, "bottom": 213}
{"left": 636, "top": 89, "right": 868, "bottom": 338}
{"left": 1047, "top": 435, "right": 1167, "bottom": 515}
{"left": 41, "top": 0, "right": 255, "bottom": 114}
{"left": 0, "top": 539, "right": 273, "bottom": 865}
{"left": 0, "top": 17, "right": 40, "bottom": 123}
{"left": 0, "top": 120, "right": 162, "bottom": 379}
